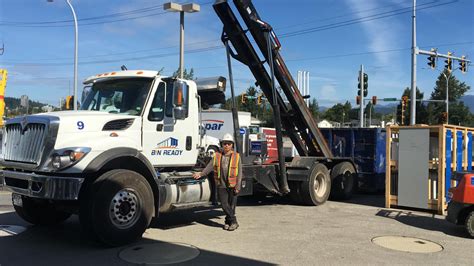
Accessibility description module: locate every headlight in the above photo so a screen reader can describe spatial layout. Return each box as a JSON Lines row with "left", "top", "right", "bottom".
{"left": 49, "top": 147, "right": 91, "bottom": 170}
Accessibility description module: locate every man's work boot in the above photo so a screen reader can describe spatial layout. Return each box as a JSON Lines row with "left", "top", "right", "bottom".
{"left": 227, "top": 222, "right": 239, "bottom": 231}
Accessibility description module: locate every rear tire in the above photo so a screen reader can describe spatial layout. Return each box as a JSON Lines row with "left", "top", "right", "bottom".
{"left": 330, "top": 162, "right": 356, "bottom": 200}
{"left": 466, "top": 211, "right": 474, "bottom": 238}
{"left": 299, "top": 163, "right": 331, "bottom": 206}
{"left": 13, "top": 195, "right": 71, "bottom": 225}
{"left": 79, "top": 169, "right": 154, "bottom": 246}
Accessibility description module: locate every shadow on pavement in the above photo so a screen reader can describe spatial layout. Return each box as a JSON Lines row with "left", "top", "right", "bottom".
{"left": 0, "top": 211, "right": 274, "bottom": 266}
{"left": 152, "top": 208, "right": 225, "bottom": 229}
{"left": 238, "top": 192, "right": 386, "bottom": 209}
{"left": 376, "top": 209, "right": 469, "bottom": 238}
{"left": 335, "top": 193, "right": 385, "bottom": 208}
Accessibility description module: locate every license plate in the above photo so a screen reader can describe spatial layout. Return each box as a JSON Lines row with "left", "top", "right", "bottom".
{"left": 12, "top": 194, "right": 23, "bottom": 207}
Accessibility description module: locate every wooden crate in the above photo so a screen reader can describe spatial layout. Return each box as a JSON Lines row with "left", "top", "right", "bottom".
{"left": 385, "top": 124, "right": 474, "bottom": 215}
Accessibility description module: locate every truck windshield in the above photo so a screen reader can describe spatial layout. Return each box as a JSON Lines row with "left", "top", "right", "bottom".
{"left": 81, "top": 78, "right": 153, "bottom": 116}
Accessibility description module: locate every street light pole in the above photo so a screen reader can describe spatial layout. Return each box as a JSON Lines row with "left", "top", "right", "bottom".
{"left": 164, "top": 2, "right": 200, "bottom": 79}
{"left": 179, "top": 11, "right": 184, "bottom": 79}
{"left": 410, "top": 0, "right": 417, "bottom": 125}
{"left": 442, "top": 72, "right": 451, "bottom": 124}
{"left": 48, "top": 0, "right": 78, "bottom": 110}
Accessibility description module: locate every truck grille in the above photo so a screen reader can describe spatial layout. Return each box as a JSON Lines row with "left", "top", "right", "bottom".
{"left": 3, "top": 123, "right": 47, "bottom": 164}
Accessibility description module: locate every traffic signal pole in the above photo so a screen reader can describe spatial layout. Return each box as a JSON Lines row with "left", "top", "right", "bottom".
{"left": 359, "top": 65, "right": 364, "bottom": 127}
{"left": 410, "top": 0, "right": 417, "bottom": 125}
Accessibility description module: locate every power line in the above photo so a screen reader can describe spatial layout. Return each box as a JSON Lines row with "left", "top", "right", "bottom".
{"left": 1, "top": 0, "right": 459, "bottom": 61}
{"left": 1, "top": 0, "right": 463, "bottom": 65}
{"left": 0, "top": 1, "right": 213, "bottom": 28}
{"left": 280, "top": 0, "right": 458, "bottom": 38}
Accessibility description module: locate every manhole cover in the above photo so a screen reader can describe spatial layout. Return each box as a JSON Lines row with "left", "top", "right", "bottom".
{"left": 119, "top": 242, "right": 200, "bottom": 265}
{"left": 0, "top": 225, "right": 27, "bottom": 237}
{"left": 372, "top": 236, "right": 443, "bottom": 253}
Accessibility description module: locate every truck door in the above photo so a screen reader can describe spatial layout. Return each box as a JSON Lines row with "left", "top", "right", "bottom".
{"left": 142, "top": 79, "right": 199, "bottom": 167}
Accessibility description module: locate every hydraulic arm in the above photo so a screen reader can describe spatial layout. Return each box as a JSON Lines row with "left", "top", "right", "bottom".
{"left": 214, "top": 0, "right": 332, "bottom": 158}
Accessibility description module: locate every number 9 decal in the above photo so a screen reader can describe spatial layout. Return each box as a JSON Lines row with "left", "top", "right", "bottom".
{"left": 77, "top": 121, "right": 84, "bottom": 130}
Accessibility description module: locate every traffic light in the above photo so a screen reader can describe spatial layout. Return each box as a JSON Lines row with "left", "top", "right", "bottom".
{"left": 257, "top": 94, "right": 263, "bottom": 105}
{"left": 372, "top": 96, "right": 377, "bottom": 105}
{"left": 363, "top": 73, "right": 368, "bottom": 97}
{"left": 65, "top": 95, "right": 74, "bottom": 110}
{"left": 441, "top": 112, "right": 448, "bottom": 123}
{"left": 356, "top": 96, "right": 361, "bottom": 105}
{"left": 401, "top": 96, "right": 408, "bottom": 125}
{"left": 241, "top": 93, "right": 247, "bottom": 104}
{"left": 445, "top": 52, "right": 452, "bottom": 72}
{"left": 460, "top": 56, "right": 467, "bottom": 73}
{"left": 357, "top": 73, "right": 368, "bottom": 97}
{"left": 427, "top": 48, "right": 436, "bottom": 69}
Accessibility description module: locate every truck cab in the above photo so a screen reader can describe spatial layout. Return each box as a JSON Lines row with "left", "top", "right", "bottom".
{"left": 1, "top": 70, "right": 220, "bottom": 246}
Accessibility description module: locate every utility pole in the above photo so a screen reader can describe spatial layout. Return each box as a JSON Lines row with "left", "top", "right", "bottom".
{"left": 410, "top": 0, "right": 417, "bottom": 125}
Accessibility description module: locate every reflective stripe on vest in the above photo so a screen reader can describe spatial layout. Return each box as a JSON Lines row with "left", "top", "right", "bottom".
{"left": 213, "top": 151, "right": 240, "bottom": 188}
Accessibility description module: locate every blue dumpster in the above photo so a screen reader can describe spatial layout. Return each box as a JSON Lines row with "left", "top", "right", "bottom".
{"left": 320, "top": 128, "right": 386, "bottom": 192}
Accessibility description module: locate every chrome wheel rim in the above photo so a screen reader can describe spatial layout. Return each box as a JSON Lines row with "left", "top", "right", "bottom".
{"left": 314, "top": 173, "right": 327, "bottom": 198}
{"left": 109, "top": 189, "right": 140, "bottom": 229}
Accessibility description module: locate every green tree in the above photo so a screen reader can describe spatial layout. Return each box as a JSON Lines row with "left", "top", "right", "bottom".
{"left": 427, "top": 70, "right": 471, "bottom": 125}
{"left": 396, "top": 87, "right": 426, "bottom": 125}
{"left": 308, "top": 98, "right": 319, "bottom": 120}
{"left": 322, "top": 101, "right": 352, "bottom": 123}
{"left": 172, "top": 68, "right": 195, "bottom": 80}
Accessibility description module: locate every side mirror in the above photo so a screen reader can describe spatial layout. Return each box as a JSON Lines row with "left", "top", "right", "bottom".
{"left": 173, "top": 80, "right": 188, "bottom": 120}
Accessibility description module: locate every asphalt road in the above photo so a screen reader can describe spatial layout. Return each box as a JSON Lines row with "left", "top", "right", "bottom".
{"left": 0, "top": 189, "right": 472, "bottom": 265}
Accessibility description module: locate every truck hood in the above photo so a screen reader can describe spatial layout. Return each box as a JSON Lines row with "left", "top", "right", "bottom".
{"left": 36, "top": 110, "right": 139, "bottom": 133}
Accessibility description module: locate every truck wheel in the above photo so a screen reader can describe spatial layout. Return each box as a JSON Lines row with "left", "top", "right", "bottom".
{"left": 299, "top": 163, "right": 331, "bottom": 206}
{"left": 13, "top": 195, "right": 71, "bottom": 225}
{"left": 80, "top": 169, "right": 154, "bottom": 246}
{"left": 466, "top": 211, "right": 474, "bottom": 238}
{"left": 330, "top": 162, "right": 356, "bottom": 200}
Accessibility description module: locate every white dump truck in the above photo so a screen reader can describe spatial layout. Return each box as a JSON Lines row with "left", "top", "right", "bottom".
{"left": 1, "top": 0, "right": 356, "bottom": 246}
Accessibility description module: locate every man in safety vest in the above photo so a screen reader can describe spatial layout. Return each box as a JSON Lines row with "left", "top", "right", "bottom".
{"left": 193, "top": 133, "right": 242, "bottom": 231}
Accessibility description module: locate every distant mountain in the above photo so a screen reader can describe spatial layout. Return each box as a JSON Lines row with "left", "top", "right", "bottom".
{"left": 461, "top": 95, "right": 474, "bottom": 113}
{"left": 374, "top": 104, "right": 398, "bottom": 115}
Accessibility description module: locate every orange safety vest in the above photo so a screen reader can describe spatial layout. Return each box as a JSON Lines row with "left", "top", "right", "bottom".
{"left": 213, "top": 151, "right": 240, "bottom": 188}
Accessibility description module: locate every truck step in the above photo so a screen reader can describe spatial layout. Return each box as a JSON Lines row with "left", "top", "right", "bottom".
{"left": 170, "top": 201, "right": 215, "bottom": 210}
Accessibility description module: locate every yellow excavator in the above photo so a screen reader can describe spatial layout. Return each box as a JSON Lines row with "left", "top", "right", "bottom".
{"left": 0, "top": 69, "right": 7, "bottom": 127}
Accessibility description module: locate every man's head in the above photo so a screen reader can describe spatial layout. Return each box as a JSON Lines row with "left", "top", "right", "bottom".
{"left": 221, "top": 133, "right": 234, "bottom": 153}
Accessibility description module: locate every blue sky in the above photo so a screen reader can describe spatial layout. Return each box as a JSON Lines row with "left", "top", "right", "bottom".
{"left": 0, "top": 0, "right": 473, "bottom": 107}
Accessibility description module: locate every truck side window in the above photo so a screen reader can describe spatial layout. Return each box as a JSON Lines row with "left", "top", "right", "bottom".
{"left": 148, "top": 82, "right": 165, "bottom": 121}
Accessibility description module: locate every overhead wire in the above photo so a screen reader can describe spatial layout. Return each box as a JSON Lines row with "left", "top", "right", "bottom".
{"left": 1, "top": 0, "right": 465, "bottom": 66}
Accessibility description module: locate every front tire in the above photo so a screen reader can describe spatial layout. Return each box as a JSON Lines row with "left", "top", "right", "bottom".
{"left": 79, "top": 170, "right": 154, "bottom": 246}
{"left": 13, "top": 195, "right": 71, "bottom": 225}
{"left": 299, "top": 163, "right": 331, "bottom": 206}
{"left": 466, "top": 211, "right": 474, "bottom": 238}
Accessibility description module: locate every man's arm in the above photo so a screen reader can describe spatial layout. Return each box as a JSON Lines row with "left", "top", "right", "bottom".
{"left": 193, "top": 159, "right": 213, "bottom": 179}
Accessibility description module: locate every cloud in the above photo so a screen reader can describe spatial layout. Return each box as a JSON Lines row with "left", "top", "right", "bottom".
{"left": 344, "top": 0, "right": 404, "bottom": 66}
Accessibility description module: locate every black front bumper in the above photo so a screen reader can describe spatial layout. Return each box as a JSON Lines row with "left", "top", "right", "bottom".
{"left": 446, "top": 201, "right": 469, "bottom": 225}
{"left": 1, "top": 170, "right": 84, "bottom": 200}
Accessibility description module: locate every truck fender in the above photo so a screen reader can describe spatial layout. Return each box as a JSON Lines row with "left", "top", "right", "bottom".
{"left": 82, "top": 147, "right": 161, "bottom": 218}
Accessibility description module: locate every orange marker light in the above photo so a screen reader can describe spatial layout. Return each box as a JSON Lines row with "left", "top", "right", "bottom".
{"left": 177, "top": 88, "right": 183, "bottom": 106}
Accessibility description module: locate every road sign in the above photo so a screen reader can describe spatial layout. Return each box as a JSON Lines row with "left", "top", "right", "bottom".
{"left": 383, "top": 98, "right": 398, "bottom": 101}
